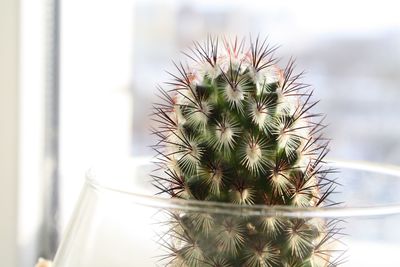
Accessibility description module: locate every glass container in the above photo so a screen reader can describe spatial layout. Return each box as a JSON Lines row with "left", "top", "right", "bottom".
{"left": 52, "top": 158, "right": 400, "bottom": 266}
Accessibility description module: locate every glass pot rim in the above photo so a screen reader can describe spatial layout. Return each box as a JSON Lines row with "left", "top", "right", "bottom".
{"left": 86, "top": 158, "right": 400, "bottom": 219}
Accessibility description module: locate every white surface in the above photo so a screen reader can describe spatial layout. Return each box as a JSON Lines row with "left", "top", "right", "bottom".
{"left": 18, "top": 0, "right": 47, "bottom": 266}
{"left": 0, "top": 0, "right": 19, "bottom": 265}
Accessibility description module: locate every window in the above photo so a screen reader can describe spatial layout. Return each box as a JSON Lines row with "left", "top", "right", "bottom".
{"left": 11, "top": 1, "right": 400, "bottom": 266}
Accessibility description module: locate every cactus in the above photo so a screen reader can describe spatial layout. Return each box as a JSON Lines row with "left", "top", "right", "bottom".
{"left": 151, "top": 36, "right": 344, "bottom": 267}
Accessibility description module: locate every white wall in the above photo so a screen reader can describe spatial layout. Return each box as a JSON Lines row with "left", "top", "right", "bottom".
{"left": 0, "top": 0, "right": 20, "bottom": 265}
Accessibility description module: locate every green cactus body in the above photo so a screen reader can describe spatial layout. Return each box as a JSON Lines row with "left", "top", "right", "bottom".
{"left": 152, "top": 37, "right": 343, "bottom": 267}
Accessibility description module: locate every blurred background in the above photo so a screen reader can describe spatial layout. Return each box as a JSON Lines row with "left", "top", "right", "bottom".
{"left": 1, "top": 0, "right": 400, "bottom": 266}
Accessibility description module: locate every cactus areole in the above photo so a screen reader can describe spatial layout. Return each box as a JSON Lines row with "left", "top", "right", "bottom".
{"left": 151, "top": 36, "right": 343, "bottom": 267}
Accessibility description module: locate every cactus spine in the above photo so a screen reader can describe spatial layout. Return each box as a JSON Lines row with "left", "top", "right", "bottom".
{"left": 152, "top": 36, "right": 343, "bottom": 267}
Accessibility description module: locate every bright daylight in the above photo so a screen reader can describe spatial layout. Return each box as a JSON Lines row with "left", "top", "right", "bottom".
{"left": 1, "top": 0, "right": 400, "bottom": 266}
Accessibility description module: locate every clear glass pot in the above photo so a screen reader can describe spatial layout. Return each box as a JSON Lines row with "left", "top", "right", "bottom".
{"left": 52, "top": 158, "right": 400, "bottom": 266}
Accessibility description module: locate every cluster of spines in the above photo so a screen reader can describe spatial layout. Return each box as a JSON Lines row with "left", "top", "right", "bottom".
{"left": 151, "top": 36, "right": 345, "bottom": 267}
